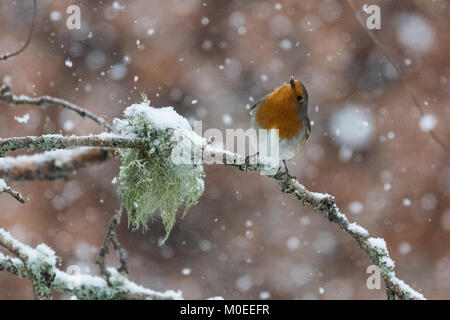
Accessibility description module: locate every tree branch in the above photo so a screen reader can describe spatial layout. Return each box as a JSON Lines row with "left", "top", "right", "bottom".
{"left": 0, "top": 85, "right": 113, "bottom": 131}
{"left": 211, "top": 148, "right": 425, "bottom": 300}
{"left": 0, "top": 0, "right": 36, "bottom": 61}
{"left": 0, "top": 178, "right": 25, "bottom": 203}
{"left": 0, "top": 227, "right": 53, "bottom": 299}
{"left": 96, "top": 205, "right": 128, "bottom": 284}
{"left": 0, "top": 228, "right": 183, "bottom": 300}
{"left": 0, "top": 148, "right": 114, "bottom": 181}
{"left": 0, "top": 133, "right": 147, "bottom": 157}
{"left": 346, "top": 0, "right": 449, "bottom": 151}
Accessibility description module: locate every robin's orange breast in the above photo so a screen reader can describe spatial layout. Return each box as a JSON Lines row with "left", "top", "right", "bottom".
{"left": 255, "top": 83, "right": 303, "bottom": 140}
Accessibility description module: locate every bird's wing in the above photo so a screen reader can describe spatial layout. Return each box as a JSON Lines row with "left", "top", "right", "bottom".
{"left": 249, "top": 96, "right": 266, "bottom": 116}
{"left": 306, "top": 118, "right": 311, "bottom": 139}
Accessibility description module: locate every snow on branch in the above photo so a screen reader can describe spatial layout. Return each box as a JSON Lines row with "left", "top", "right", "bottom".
{"left": 0, "top": 178, "right": 24, "bottom": 203}
{"left": 199, "top": 147, "right": 425, "bottom": 300}
{"left": 0, "top": 228, "right": 183, "bottom": 300}
{"left": 0, "top": 133, "right": 148, "bottom": 157}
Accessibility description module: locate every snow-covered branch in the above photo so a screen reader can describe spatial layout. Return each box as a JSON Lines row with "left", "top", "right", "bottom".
{"left": 0, "top": 178, "right": 24, "bottom": 203}
{"left": 0, "top": 228, "right": 183, "bottom": 300}
{"left": 0, "top": 133, "right": 148, "bottom": 157}
{"left": 198, "top": 147, "right": 425, "bottom": 300}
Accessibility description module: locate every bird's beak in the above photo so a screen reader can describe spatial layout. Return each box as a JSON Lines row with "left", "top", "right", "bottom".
{"left": 290, "top": 76, "right": 295, "bottom": 89}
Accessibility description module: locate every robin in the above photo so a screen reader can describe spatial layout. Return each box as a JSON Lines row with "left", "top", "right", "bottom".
{"left": 250, "top": 76, "right": 310, "bottom": 173}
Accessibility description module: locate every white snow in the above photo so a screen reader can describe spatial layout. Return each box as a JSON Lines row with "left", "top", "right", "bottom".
{"left": 63, "top": 120, "right": 75, "bottom": 131}
{"left": 236, "top": 275, "right": 253, "bottom": 292}
{"left": 348, "top": 222, "right": 369, "bottom": 237}
{"left": 14, "top": 113, "right": 30, "bottom": 124}
{"left": 65, "top": 59, "right": 73, "bottom": 68}
{"left": 314, "top": 232, "right": 336, "bottom": 254}
{"left": 112, "top": 1, "right": 124, "bottom": 10}
{"left": 279, "top": 39, "right": 292, "bottom": 50}
{"left": 228, "top": 12, "right": 246, "bottom": 28}
{"left": 123, "top": 103, "right": 192, "bottom": 132}
{"left": 56, "top": 266, "right": 184, "bottom": 300}
{"left": 329, "top": 105, "right": 374, "bottom": 150}
{"left": 86, "top": 51, "right": 106, "bottom": 71}
{"left": 367, "top": 237, "right": 387, "bottom": 251}
{"left": 391, "top": 277, "right": 425, "bottom": 300}
{"left": 419, "top": 114, "right": 437, "bottom": 132}
{"left": 0, "top": 148, "right": 98, "bottom": 172}
{"left": 0, "top": 178, "right": 7, "bottom": 192}
{"left": 402, "top": 198, "right": 412, "bottom": 206}
{"left": 310, "top": 190, "right": 334, "bottom": 201}
{"left": 109, "top": 64, "right": 127, "bottom": 80}
{"left": 286, "top": 236, "right": 300, "bottom": 251}
{"left": 201, "top": 17, "right": 210, "bottom": 25}
{"left": 50, "top": 11, "right": 61, "bottom": 21}
{"left": 199, "top": 240, "right": 212, "bottom": 251}
{"left": 181, "top": 268, "right": 191, "bottom": 276}
{"left": 349, "top": 201, "right": 364, "bottom": 214}
{"left": 398, "top": 242, "right": 412, "bottom": 255}
{"left": 396, "top": 14, "right": 435, "bottom": 55}
{"left": 222, "top": 113, "right": 232, "bottom": 125}
{"left": 420, "top": 193, "right": 437, "bottom": 211}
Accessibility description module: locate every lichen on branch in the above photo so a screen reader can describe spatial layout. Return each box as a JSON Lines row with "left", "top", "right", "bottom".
{"left": 113, "top": 101, "right": 205, "bottom": 244}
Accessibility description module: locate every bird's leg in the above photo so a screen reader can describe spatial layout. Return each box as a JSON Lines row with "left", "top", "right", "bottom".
{"left": 245, "top": 152, "right": 259, "bottom": 167}
{"left": 283, "top": 160, "right": 289, "bottom": 175}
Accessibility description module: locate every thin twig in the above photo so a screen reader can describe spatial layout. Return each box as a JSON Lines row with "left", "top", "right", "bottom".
{"left": 0, "top": 0, "right": 37, "bottom": 61}
{"left": 346, "top": 0, "right": 449, "bottom": 151}
{"left": 0, "top": 178, "right": 25, "bottom": 203}
{"left": 2, "top": 185, "right": 25, "bottom": 203}
{"left": 96, "top": 205, "right": 128, "bottom": 284}
{"left": 0, "top": 85, "right": 113, "bottom": 131}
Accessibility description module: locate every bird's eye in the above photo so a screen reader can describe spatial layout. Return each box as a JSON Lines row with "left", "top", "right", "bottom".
{"left": 297, "top": 96, "right": 303, "bottom": 102}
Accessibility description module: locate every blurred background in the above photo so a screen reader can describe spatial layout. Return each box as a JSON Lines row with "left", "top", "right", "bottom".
{"left": 0, "top": 0, "right": 449, "bottom": 299}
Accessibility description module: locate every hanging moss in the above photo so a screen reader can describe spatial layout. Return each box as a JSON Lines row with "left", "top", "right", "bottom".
{"left": 114, "top": 101, "right": 204, "bottom": 244}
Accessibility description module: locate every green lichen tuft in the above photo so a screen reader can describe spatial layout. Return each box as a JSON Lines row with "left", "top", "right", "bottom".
{"left": 114, "top": 101, "right": 204, "bottom": 244}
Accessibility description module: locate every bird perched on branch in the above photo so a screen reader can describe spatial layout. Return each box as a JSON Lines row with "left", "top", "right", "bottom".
{"left": 250, "top": 76, "right": 310, "bottom": 173}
